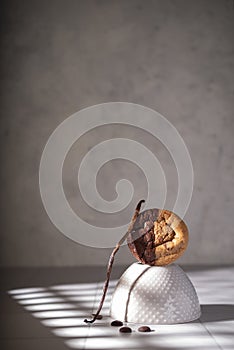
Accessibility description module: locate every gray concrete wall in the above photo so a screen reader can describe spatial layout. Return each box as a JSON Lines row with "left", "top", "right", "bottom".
{"left": 0, "top": 0, "right": 234, "bottom": 267}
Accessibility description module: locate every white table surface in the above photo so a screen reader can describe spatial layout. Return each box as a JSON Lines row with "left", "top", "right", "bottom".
{"left": 0, "top": 265, "right": 233, "bottom": 350}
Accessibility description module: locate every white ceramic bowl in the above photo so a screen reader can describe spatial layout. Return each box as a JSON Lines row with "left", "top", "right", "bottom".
{"left": 110, "top": 263, "right": 201, "bottom": 324}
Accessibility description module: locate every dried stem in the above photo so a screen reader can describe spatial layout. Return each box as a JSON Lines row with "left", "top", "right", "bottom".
{"left": 84, "top": 199, "right": 145, "bottom": 324}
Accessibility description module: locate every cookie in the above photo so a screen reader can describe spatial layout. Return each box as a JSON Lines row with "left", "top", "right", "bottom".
{"left": 127, "top": 209, "right": 188, "bottom": 266}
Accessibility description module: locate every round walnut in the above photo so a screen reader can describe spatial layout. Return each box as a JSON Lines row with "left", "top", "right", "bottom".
{"left": 127, "top": 209, "right": 189, "bottom": 266}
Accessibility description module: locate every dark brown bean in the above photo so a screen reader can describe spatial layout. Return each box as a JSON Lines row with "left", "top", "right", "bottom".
{"left": 138, "top": 326, "right": 151, "bottom": 332}
{"left": 92, "top": 314, "right": 102, "bottom": 320}
{"left": 119, "top": 326, "right": 132, "bottom": 333}
{"left": 111, "top": 320, "right": 123, "bottom": 327}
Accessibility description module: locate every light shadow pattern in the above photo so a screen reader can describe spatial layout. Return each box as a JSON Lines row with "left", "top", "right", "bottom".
{"left": 8, "top": 267, "right": 234, "bottom": 349}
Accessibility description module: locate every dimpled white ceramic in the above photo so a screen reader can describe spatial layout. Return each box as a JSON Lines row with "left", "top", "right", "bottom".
{"left": 110, "top": 263, "right": 201, "bottom": 324}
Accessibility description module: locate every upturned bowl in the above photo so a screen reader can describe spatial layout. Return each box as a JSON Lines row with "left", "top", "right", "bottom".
{"left": 110, "top": 263, "right": 201, "bottom": 324}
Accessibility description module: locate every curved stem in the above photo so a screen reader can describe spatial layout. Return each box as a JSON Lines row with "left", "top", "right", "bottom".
{"left": 84, "top": 199, "right": 145, "bottom": 324}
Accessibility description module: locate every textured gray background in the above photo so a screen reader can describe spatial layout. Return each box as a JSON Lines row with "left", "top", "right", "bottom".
{"left": 0, "top": 0, "right": 234, "bottom": 267}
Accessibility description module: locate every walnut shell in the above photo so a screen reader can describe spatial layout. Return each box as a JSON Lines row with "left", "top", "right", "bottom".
{"left": 127, "top": 209, "right": 188, "bottom": 266}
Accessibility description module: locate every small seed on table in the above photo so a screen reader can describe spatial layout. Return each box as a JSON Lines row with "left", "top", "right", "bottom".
{"left": 138, "top": 326, "right": 151, "bottom": 332}
{"left": 111, "top": 320, "right": 123, "bottom": 327}
{"left": 119, "top": 326, "right": 132, "bottom": 333}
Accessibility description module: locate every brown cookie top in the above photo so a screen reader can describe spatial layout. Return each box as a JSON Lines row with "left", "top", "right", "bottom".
{"left": 127, "top": 209, "right": 188, "bottom": 266}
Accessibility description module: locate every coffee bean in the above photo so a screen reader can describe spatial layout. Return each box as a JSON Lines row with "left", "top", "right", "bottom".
{"left": 138, "top": 326, "right": 151, "bottom": 332}
{"left": 111, "top": 320, "right": 123, "bottom": 327}
{"left": 119, "top": 326, "right": 132, "bottom": 333}
{"left": 92, "top": 314, "right": 102, "bottom": 320}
